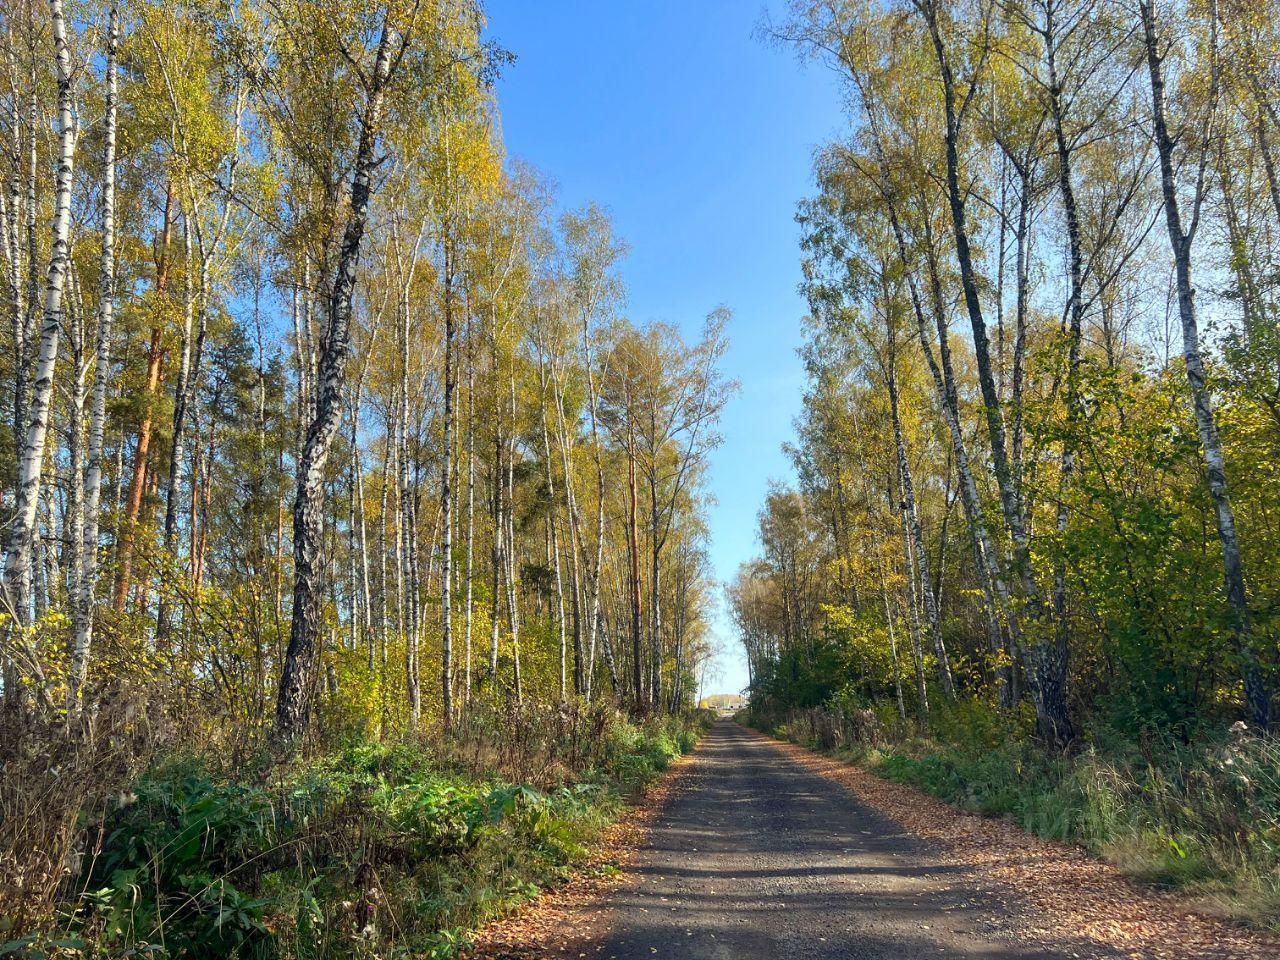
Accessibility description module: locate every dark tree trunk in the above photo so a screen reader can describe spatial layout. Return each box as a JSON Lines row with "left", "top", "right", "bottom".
{"left": 275, "top": 23, "right": 396, "bottom": 743}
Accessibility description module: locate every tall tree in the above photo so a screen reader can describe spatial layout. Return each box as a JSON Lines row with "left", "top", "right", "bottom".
{"left": 275, "top": 9, "right": 412, "bottom": 742}
{"left": 1139, "top": 0, "right": 1271, "bottom": 729}
{"left": 2, "top": 0, "right": 77, "bottom": 649}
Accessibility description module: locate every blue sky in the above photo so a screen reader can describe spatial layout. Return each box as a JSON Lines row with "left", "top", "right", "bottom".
{"left": 485, "top": 1, "right": 844, "bottom": 695}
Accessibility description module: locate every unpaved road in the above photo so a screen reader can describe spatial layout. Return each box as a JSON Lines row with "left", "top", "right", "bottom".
{"left": 593, "top": 719, "right": 1077, "bottom": 959}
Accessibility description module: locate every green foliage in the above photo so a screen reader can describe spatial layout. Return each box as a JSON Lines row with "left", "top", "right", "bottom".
{"left": 50, "top": 713, "right": 705, "bottom": 959}
{"left": 87, "top": 771, "right": 279, "bottom": 958}
{"left": 748, "top": 604, "right": 907, "bottom": 721}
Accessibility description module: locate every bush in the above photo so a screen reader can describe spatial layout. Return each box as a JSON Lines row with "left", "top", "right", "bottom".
{"left": 3, "top": 711, "right": 708, "bottom": 959}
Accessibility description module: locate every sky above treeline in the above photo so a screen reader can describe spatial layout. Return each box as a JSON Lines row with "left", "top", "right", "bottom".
{"left": 485, "top": 0, "right": 844, "bottom": 695}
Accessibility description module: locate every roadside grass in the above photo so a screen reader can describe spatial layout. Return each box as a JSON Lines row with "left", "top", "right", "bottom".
{"left": 1, "top": 707, "right": 712, "bottom": 960}
{"left": 750, "top": 702, "right": 1280, "bottom": 931}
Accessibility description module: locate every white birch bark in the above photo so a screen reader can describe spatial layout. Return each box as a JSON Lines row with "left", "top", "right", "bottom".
{"left": 884, "top": 316, "right": 954, "bottom": 699}
{"left": 1140, "top": 0, "right": 1271, "bottom": 729}
{"left": 68, "top": 2, "right": 118, "bottom": 715}
{"left": 275, "top": 19, "right": 399, "bottom": 741}
{"left": 463, "top": 318, "right": 476, "bottom": 705}
{"left": 2, "top": 0, "right": 78, "bottom": 639}
{"left": 439, "top": 229, "right": 456, "bottom": 731}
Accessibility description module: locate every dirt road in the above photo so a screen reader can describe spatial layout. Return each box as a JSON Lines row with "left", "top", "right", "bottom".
{"left": 592, "top": 719, "right": 1075, "bottom": 959}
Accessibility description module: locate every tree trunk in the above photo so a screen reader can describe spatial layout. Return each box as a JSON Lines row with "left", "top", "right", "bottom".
{"left": 1140, "top": 0, "right": 1270, "bottom": 729}
{"left": 1253, "top": 110, "right": 1280, "bottom": 230}
{"left": 505, "top": 370, "right": 522, "bottom": 704}
{"left": 897, "top": 491, "right": 929, "bottom": 721}
{"left": 878, "top": 557, "right": 907, "bottom": 723}
{"left": 1039, "top": 17, "right": 1080, "bottom": 749}
{"left": 463, "top": 321, "right": 475, "bottom": 705}
{"left": 626, "top": 417, "right": 643, "bottom": 709}
{"left": 154, "top": 218, "right": 196, "bottom": 638}
{"left": 897, "top": 204, "right": 1015, "bottom": 701}
{"left": 1, "top": 0, "right": 77, "bottom": 640}
{"left": 439, "top": 232, "right": 456, "bottom": 732}
{"left": 917, "top": 0, "right": 1033, "bottom": 589}
{"left": 581, "top": 299, "right": 607, "bottom": 702}
{"left": 158, "top": 97, "right": 242, "bottom": 639}
{"left": 114, "top": 182, "right": 176, "bottom": 612}
{"left": 538, "top": 354, "right": 568, "bottom": 700}
{"left": 648, "top": 473, "right": 664, "bottom": 711}
{"left": 68, "top": 3, "right": 118, "bottom": 715}
{"left": 550, "top": 359, "right": 586, "bottom": 696}
{"left": 488, "top": 308, "right": 503, "bottom": 684}
{"left": 274, "top": 22, "right": 396, "bottom": 743}
{"left": 4, "top": 40, "right": 28, "bottom": 477}
{"left": 399, "top": 305, "right": 420, "bottom": 725}
{"left": 885, "top": 328, "right": 954, "bottom": 698}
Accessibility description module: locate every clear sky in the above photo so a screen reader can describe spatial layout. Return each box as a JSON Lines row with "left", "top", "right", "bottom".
{"left": 485, "top": 1, "right": 844, "bottom": 696}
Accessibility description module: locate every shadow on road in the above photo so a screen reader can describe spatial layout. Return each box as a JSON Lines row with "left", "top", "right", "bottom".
{"left": 593, "top": 719, "right": 1095, "bottom": 960}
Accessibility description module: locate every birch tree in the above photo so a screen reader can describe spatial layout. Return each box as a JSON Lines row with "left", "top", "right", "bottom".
{"left": 2, "top": 0, "right": 78, "bottom": 644}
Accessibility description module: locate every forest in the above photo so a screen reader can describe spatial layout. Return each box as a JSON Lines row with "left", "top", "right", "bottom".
{"left": 0, "top": 0, "right": 729, "bottom": 955}
{"left": 736, "top": 0, "right": 1280, "bottom": 927}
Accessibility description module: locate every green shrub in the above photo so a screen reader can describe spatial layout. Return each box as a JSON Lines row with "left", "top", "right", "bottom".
{"left": 85, "top": 770, "right": 282, "bottom": 958}
{"left": 43, "top": 713, "right": 708, "bottom": 959}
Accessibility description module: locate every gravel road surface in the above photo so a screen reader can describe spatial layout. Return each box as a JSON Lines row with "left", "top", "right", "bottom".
{"left": 594, "top": 719, "right": 1079, "bottom": 959}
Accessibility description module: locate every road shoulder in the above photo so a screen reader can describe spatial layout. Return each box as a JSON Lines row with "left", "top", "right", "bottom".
{"left": 463, "top": 747, "right": 700, "bottom": 959}
{"left": 760, "top": 727, "right": 1280, "bottom": 960}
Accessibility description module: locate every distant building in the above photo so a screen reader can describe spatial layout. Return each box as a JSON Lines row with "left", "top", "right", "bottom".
{"left": 698, "top": 693, "right": 747, "bottom": 713}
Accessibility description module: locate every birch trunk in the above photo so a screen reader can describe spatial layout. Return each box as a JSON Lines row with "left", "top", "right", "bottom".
{"left": 274, "top": 21, "right": 397, "bottom": 742}
{"left": 580, "top": 299, "right": 607, "bottom": 702}
{"left": 399, "top": 326, "right": 420, "bottom": 724}
{"left": 897, "top": 493, "right": 929, "bottom": 721}
{"left": 463, "top": 322, "right": 475, "bottom": 704}
{"left": 916, "top": 0, "right": 1033, "bottom": 589}
{"left": 439, "top": 232, "right": 456, "bottom": 732}
{"left": 352, "top": 356, "right": 374, "bottom": 667}
{"left": 626, "top": 417, "right": 644, "bottom": 708}
{"left": 505, "top": 370, "right": 522, "bottom": 704}
{"left": 907, "top": 127, "right": 1037, "bottom": 682}
{"left": 1140, "top": 0, "right": 1270, "bottom": 729}
{"left": 549, "top": 357, "right": 585, "bottom": 695}
{"left": 1040, "top": 14, "right": 1080, "bottom": 748}
{"left": 648, "top": 475, "right": 663, "bottom": 711}
{"left": 1256, "top": 119, "right": 1280, "bottom": 230}
{"left": 489, "top": 331, "right": 503, "bottom": 682}
{"left": 3, "top": 41, "right": 26, "bottom": 469}
{"left": 72, "top": 4, "right": 119, "bottom": 714}
{"left": 878, "top": 556, "right": 907, "bottom": 723}
{"left": 2, "top": 0, "right": 77, "bottom": 637}
{"left": 538, "top": 352, "right": 567, "bottom": 700}
{"left": 859, "top": 97, "right": 1018, "bottom": 706}
{"left": 154, "top": 219, "right": 196, "bottom": 638}
{"left": 67, "top": 261, "right": 86, "bottom": 621}
{"left": 885, "top": 326, "right": 954, "bottom": 698}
